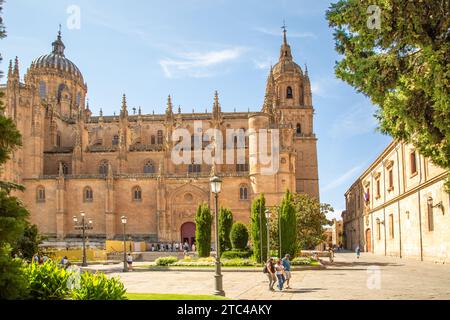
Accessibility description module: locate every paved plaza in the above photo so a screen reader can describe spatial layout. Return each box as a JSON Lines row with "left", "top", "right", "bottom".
{"left": 109, "top": 253, "right": 450, "bottom": 300}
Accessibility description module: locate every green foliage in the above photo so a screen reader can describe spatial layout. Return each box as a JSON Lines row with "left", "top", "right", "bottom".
{"left": 326, "top": 0, "right": 450, "bottom": 191}
{"left": 230, "top": 222, "right": 249, "bottom": 251}
{"left": 250, "top": 194, "right": 267, "bottom": 263}
{"left": 155, "top": 256, "right": 178, "bottom": 266}
{"left": 12, "top": 224, "right": 43, "bottom": 261}
{"left": 279, "top": 190, "right": 297, "bottom": 257}
{"left": 291, "top": 257, "right": 316, "bottom": 265}
{"left": 218, "top": 207, "right": 233, "bottom": 256}
{"left": 221, "top": 258, "right": 256, "bottom": 267}
{"left": 71, "top": 272, "right": 127, "bottom": 300}
{"left": 195, "top": 203, "right": 212, "bottom": 257}
{"left": 0, "top": 190, "right": 29, "bottom": 246}
{"left": 0, "top": 245, "right": 29, "bottom": 300}
{"left": 293, "top": 194, "right": 332, "bottom": 250}
{"left": 25, "top": 260, "right": 72, "bottom": 300}
{"left": 221, "top": 249, "right": 253, "bottom": 260}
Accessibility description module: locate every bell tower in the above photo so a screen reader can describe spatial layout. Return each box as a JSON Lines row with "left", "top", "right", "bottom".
{"left": 263, "top": 26, "right": 319, "bottom": 199}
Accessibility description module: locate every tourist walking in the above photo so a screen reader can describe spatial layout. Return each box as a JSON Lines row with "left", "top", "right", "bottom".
{"left": 127, "top": 253, "right": 133, "bottom": 271}
{"left": 32, "top": 253, "right": 40, "bottom": 264}
{"left": 264, "top": 257, "right": 276, "bottom": 291}
{"left": 60, "top": 256, "right": 69, "bottom": 269}
{"left": 282, "top": 254, "right": 292, "bottom": 289}
{"left": 191, "top": 243, "right": 196, "bottom": 252}
{"left": 275, "top": 258, "right": 286, "bottom": 291}
{"left": 356, "top": 246, "right": 361, "bottom": 259}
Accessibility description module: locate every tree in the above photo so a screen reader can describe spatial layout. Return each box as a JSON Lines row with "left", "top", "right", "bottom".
{"left": 250, "top": 193, "right": 267, "bottom": 263}
{"left": 293, "top": 194, "right": 333, "bottom": 250}
{"left": 218, "top": 207, "right": 233, "bottom": 254}
{"left": 194, "top": 203, "right": 212, "bottom": 257}
{"left": 279, "top": 190, "right": 297, "bottom": 257}
{"left": 0, "top": 1, "right": 31, "bottom": 299}
{"left": 12, "top": 223, "right": 43, "bottom": 261}
{"left": 326, "top": 0, "right": 450, "bottom": 190}
{"left": 230, "top": 222, "right": 249, "bottom": 251}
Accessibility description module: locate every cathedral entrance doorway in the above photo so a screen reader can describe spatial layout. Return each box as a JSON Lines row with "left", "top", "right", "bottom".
{"left": 181, "top": 222, "right": 196, "bottom": 246}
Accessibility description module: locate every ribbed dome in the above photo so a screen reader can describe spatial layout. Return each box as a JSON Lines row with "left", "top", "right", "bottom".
{"left": 273, "top": 59, "right": 302, "bottom": 76}
{"left": 30, "top": 30, "right": 84, "bottom": 82}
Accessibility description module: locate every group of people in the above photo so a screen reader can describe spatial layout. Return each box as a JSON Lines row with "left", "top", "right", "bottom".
{"left": 31, "top": 253, "right": 49, "bottom": 265}
{"left": 149, "top": 242, "right": 196, "bottom": 253}
{"left": 264, "top": 254, "right": 292, "bottom": 291}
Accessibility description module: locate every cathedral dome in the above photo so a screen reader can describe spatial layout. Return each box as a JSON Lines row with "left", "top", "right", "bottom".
{"left": 30, "top": 30, "right": 84, "bottom": 83}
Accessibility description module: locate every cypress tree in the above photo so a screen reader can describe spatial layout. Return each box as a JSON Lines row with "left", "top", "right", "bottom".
{"left": 194, "top": 203, "right": 212, "bottom": 257}
{"left": 218, "top": 207, "right": 233, "bottom": 254}
{"left": 250, "top": 193, "right": 267, "bottom": 263}
{"left": 279, "top": 190, "right": 297, "bottom": 257}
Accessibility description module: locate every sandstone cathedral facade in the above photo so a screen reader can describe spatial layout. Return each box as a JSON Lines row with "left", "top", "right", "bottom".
{"left": 0, "top": 29, "right": 319, "bottom": 245}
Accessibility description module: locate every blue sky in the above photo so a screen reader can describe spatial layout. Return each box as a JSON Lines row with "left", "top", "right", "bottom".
{"left": 1, "top": 0, "right": 392, "bottom": 220}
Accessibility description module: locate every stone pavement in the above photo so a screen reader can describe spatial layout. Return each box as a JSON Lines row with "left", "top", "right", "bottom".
{"left": 108, "top": 253, "right": 450, "bottom": 300}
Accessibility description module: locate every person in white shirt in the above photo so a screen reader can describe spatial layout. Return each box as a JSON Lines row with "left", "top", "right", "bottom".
{"left": 126, "top": 253, "right": 133, "bottom": 271}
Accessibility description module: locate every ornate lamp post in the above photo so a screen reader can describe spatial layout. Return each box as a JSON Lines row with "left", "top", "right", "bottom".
{"left": 210, "top": 175, "right": 225, "bottom": 297}
{"left": 73, "top": 211, "right": 93, "bottom": 267}
{"left": 265, "top": 209, "right": 270, "bottom": 260}
{"left": 121, "top": 216, "right": 128, "bottom": 272}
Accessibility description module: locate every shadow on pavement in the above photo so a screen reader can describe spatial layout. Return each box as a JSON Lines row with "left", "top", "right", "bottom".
{"left": 323, "top": 261, "right": 403, "bottom": 268}
{"left": 281, "top": 288, "right": 325, "bottom": 294}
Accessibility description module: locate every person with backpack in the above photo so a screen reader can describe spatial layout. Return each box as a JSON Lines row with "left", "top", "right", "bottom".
{"left": 282, "top": 254, "right": 292, "bottom": 289}
{"left": 263, "top": 257, "right": 276, "bottom": 291}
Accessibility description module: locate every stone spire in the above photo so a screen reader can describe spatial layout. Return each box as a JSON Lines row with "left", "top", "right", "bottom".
{"left": 7, "top": 59, "right": 13, "bottom": 79}
{"left": 166, "top": 95, "right": 173, "bottom": 117}
{"left": 279, "top": 23, "right": 293, "bottom": 61}
{"left": 262, "top": 66, "right": 277, "bottom": 114}
{"left": 120, "top": 94, "right": 128, "bottom": 118}
{"left": 211, "top": 90, "right": 223, "bottom": 127}
{"left": 13, "top": 56, "right": 20, "bottom": 79}
{"left": 52, "top": 25, "right": 66, "bottom": 56}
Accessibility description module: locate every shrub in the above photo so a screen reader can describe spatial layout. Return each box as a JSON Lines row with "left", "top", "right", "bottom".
{"left": 195, "top": 203, "right": 212, "bottom": 257}
{"left": 155, "top": 256, "right": 178, "bottom": 266}
{"left": 230, "top": 222, "right": 249, "bottom": 251}
{"left": 221, "top": 258, "right": 256, "bottom": 267}
{"left": 0, "top": 245, "right": 29, "bottom": 300}
{"left": 291, "top": 257, "right": 315, "bottom": 265}
{"left": 25, "top": 260, "right": 72, "bottom": 300}
{"left": 218, "top": 207, "right": 233, "bottom": 255}
{"left": 71, "top": 272, "right": 127, "bottom": 300}
{"left": 221, "top": 250, "right": 253, "bottom": 260}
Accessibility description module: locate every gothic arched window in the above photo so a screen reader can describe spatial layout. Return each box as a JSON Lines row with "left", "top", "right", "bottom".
{"left": 59, "top": 161, "right": 69, "bottom": 175}
{"left": 296, "top": 123, "right": 302, "bottom": 135}
{"left": 239, "top": 185, "right": 249, "bottom": 200}
{"left": 286, "top": 86, "right": 293, "bottom": 99}
{"left": 99, "top": 160, "right": 109, "bottom": 175}
{"left": 39, "top": 81, "right": 46, "bottom": 98}
{"left": 56, "top": 132, "right": 62, "bottom": 147}
{"left": 157, "top": 130, "right": 163, "bottom": 144}
{"left": 57, "top": 84, "right": 66, "bottom": 102}
{"left": 144, "top": 161, "right": 155, "bottom": 174}
{"left": 36, "top": 186, "right": 46, "bottom": 203}
{"left": 151, "top": 135, "right": 156, "bottom": 145}
{"left": 112, "top": 135, "right": 119, "bottom": 146}
{"left": 132, "top": 186, "right": 142, "bottom": 201}
{"left": 76, "top": 92, "right": 81, "bottom": 106}
{"left": 83, "top": 187, "right": 93, "bottom": 202}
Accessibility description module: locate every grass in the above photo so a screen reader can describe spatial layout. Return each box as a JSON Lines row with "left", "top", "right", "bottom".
{"left": 126, "top": 293, "right": 230, "bottom": 300}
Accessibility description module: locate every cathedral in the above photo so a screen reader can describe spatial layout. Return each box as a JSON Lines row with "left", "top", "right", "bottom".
{"left": 0, "top": 28, "right": 319, "bottom": 245}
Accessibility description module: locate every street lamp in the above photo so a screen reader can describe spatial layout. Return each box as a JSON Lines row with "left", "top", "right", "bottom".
{"left": 210, "top": 174, "right": 225, "bottom": 297}
{"left": 121, "top": 216, "right": 128, "bottom": 272}
{"left": 265, "top": 209, "right": 270, "bottom": 260}
{"left": 73, "top": 211, "right": 93, "bottom": 267}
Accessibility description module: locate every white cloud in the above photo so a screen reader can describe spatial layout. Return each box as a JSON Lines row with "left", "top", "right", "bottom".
{"left": 329, "top": 101, "right": 378, "bottom": 139}
{"left": 253, "top": 26, "right": 316, "bottom": 39}
{"left": 321, "top": 165, "right": 363, "bottom": 193}
{"left": 159, "top": 47, "right": 245, "bottom": 78}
